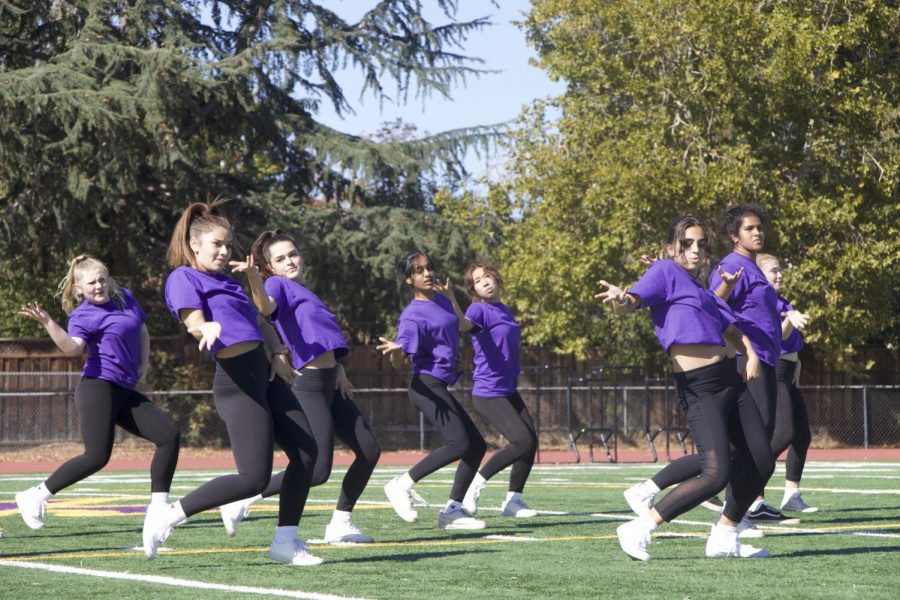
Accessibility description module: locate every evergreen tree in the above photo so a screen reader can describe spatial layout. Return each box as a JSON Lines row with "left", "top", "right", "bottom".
{"left": 0, "top": 0, "right": 497, "bottom": 335}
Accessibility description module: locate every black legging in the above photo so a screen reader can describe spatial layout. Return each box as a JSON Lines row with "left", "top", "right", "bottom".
{"left": 772, "top": 359, "right": 811, "bottom": 482}
{"left": 262, "top": 367, "right": 381, "bottom": 511}
{"left": 472, "top": 392, "right": 537, "bottom": 493}
{"left": 178, "top": 345, "right": 317, "bottom": 526}
{"left": 45, "top": 377, "right": 180, "bottom": 495}
{"left": 652, "top": 361, "right": 774, "bottom": 524}
{"left": 408, "top": 373, "right": 487, "bottom": 501}
{"left": 736, "top": 356, "right": 778, "bottom": 438}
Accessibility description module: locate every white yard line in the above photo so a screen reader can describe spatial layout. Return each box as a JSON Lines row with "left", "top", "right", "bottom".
{"left": 0, "top": 561, "right": 371, "bottom": 600}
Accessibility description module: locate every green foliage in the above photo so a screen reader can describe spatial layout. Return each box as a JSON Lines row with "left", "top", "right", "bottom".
{"left": 0, "top": 1, "right": 497, "bottom": 337}
{"left": 490, "top": 0, "right": 900, "bottom": 371}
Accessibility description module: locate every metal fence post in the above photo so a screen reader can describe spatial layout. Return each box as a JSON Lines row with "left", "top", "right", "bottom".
{"left": 419, "top": 411, "right": 426, "bottom": 452}
{"left": 862, "top": 386, "right": 869, "bottom": 450}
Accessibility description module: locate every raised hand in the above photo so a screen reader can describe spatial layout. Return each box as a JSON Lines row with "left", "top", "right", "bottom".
{"left": 717, "top": 265, "right": 744, "bottom": 286}
{"left": 594, "top": 280, "right": 626, "bottom": 304}
{"left": 638, "top": 252, "right": 662, "bottom": 267}
{"left": 19, "top": 302, "right": 51, "bottom": 325}
{"left": 433, "top": 277, "right": 455, "bottom": 299}
{"left": 786, "top": 310, "right": 810, "bottom": 330}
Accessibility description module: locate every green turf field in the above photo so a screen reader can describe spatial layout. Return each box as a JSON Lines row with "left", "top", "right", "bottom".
{"left": 1, "top": 461, "right": 898, "bottom": 599}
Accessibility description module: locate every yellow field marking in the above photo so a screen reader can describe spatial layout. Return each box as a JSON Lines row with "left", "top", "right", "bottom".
{"left": 7, "top": 520, "right": 900, "bottom": 564}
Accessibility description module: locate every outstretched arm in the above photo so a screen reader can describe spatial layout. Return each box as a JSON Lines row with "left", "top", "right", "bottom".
{"left": 19, "top": 302, "right": 84, "bottom": 355}
{"left": 179, "top": 308, "right": 222, "bottom": 352}
{"left": 594, "top": 280, "right": 640, "bottom": 316}
{"left": 376, "top": 336, "right": 406, "bottom": 370}
{"left": 230, "top": 255, "right": 277, "bottom": 316}
{"left": 434, "top": 278, "right": 475, "bottom": 332}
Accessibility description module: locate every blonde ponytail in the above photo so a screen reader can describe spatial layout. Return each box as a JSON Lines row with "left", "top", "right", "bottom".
{"left": 57, "top": 255, "right": 123, "bottom": 314}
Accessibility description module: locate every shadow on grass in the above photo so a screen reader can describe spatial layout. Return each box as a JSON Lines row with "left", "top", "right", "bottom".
{"left": 779, "top": 545, "right": 900, "bottom": 558}
{"left": 334, "top": 548, "right": 497, "bottom": 564}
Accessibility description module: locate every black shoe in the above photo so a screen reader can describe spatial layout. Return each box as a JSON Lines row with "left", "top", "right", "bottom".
{"left": 747, "top": 502, "right": 787, "bottom": 521}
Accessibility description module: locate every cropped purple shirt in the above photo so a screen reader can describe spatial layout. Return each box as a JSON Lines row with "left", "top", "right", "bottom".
{"left": 628, "top": 260, "right": 728, "bottom": 352}
{"left": 164, "top": 266, "right": 263, "bottom": 357}
{"left": 265, "top": 277, "right": 349, "bottom": 369}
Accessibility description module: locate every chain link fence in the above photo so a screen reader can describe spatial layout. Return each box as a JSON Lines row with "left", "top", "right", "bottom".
{"left": 2, "top": 369, "right": 899, "bottom": 461}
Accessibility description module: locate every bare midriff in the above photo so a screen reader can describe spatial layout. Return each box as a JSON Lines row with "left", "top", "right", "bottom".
{"left": 780, "top": 351, "right": 799, "bottom": 362}
{"left": 216, "top": 340, "right": 261, "bottom": 359}
{"left": 304, "top": 350, "right": 336, "bottom": 369}
{"left": 669, "top": 343, "right": 726, "bottom": 373}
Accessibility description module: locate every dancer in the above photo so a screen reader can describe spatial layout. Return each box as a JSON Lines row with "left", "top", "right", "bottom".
{"left": 709, "top": 205, "right": 785, "bottom": 521}
{"left": 217, "top": 230, "right": 381, "bottom": 543}
{"left": 756, "top": 253, "right": 817, "bottom": 513}
{"left": 142, "top": 201, "right": 321, "bottom": 566}
{"left": 459, "top": 261, "right": 538, "bottom": 518}
{"left": 377, "top": 251, "right": 488, "bottom": 529}
{"left": 15, "top": 256, "right": 180, "bottom": 532}
{"left": 596, "top": 215, "right": 774, "bottom": 560}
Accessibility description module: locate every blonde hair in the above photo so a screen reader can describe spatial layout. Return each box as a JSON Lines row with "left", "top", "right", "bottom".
{"left": 166, "top": 198, "right": 232, "bottom": 268}
{"left": 755, "top": 253, "right": 780, "bottom": 269}
{"left": 57, "top": 255, "right": 124, "bottom": 314}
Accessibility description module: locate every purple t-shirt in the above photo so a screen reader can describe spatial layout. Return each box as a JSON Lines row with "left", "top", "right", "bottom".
{"left": 265, "top": 277, "right": 349, "bottom": 369}
{"left": 67, "top": 288, "right": 145, "bottom": 389}
{"left": 466, "top": 301, "right": 521, "bottom": 397}
{"left": 164, "top": 266, "right": 263, "bottom": 357}
{"left": 628, "top": 260, "right": 728, "bottom": 352}
{"left": 709, "top": 252, "right": 781, "bottom": 366}
{"left": 396, "top": 294, "right": 460, "bottom": 384}
{"left": 776, "top": 295, "right": 804, "bottom": 355}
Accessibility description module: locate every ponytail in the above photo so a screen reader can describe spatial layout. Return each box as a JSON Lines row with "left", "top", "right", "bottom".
{"left": 57, "top": 255, "right": 123, "bottom": 314}
{"left": 167, "top": 199, "right": 232, "bottom": 268}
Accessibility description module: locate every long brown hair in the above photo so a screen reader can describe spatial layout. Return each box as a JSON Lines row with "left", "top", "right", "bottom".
{"left": 57, "top": 255, "right": 124, "bottom": 314}
{"left": 464, "top": 261, "right": 503, "bottom": 301}
{"left": 166, "top": 199, "right": 232, "bottom": 268}
{"left": 250, "top": 229, "right": 300, "bottom": 278}
{"left": 666, "top": 214, "right": 712, "bottom": 282}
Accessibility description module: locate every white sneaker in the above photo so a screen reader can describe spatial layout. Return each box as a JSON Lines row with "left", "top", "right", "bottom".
{"left": 15, "top": 488, "right": 48, "bottom": 530}
{"left": 142, "top": 504, "right": 176, "bottom": 559}
{"left": 268, "top": 538, "right": 323, "bottom": 566}
{"left": 438, "top": 505, "right": 486, "bottom": 530}
{"left": 501, "top": 496, "right": 537, "bottom": 518}
{"left": 781, "top": 491, "right": 819, "bottom": 513}
{"left": 737, "top": 541, "right": 770, "bottom": 558}
{"left": 462, "top": 482, "right": 483, "bottom": 515}
{"left": 623, "top": 483, "right": 655, "bottom": 518}
{"left": 706, "top": 525, "right": 738, "bottom": 557}
{"left": 324, "top": 519, "right": 374, "bottom": 544}
{"left": 384, "top": 476, "right": 418, "bottom": 523}
{"left": 220, "top": 498, "right": 252, "bottom": 537}
{"left": 617, "top": 518, "right": 652, "bottom": 561}
{"left": 736, "top": 515, "right": 764, "bottom": 539}
{"left": 706, "top": 525, "right": 769, "bottom": 558}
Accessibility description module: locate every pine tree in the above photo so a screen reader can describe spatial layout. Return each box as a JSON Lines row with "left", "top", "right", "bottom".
{"left": 0, "top": 0, "right": 496, "bottom": 335}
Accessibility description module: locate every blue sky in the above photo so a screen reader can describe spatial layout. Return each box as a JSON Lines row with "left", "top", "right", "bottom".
{"left": 315, "top": 1, "right": 565, "bottom": 177}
